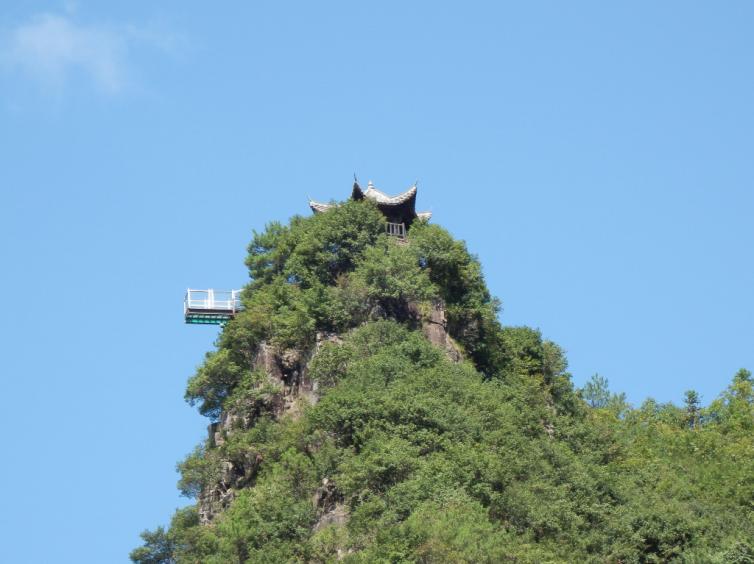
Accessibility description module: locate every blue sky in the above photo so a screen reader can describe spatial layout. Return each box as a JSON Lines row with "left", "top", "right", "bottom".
{"left": 1, "top": 2, "right": 752, "bottom": 562}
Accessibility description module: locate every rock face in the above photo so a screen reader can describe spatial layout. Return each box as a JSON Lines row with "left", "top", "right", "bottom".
{"left": 419, "top": 300, "right": 463, "bottom": 363}
{"left": 312, "top": 478, "right": 348, "bottom": 531}
{"left": 197, "top": 304, "right": 459, "bottom": 524}
{"left": 197, "top": 459, "right": 253, "bottom": 524}
{"left": 198, "top": 332, "right": 340, "bottom": 524}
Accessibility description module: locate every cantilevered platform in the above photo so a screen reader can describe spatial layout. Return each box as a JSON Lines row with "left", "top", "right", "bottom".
{"left": 184, "top": 289, "right": 242, "bottom": 325}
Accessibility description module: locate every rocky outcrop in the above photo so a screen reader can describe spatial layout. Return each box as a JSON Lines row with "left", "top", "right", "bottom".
{"left": 198, "top": 309, "right": 457, "bottom": 525}
{"left": 416, "top": 300, "right": 464, "bottom": 363}
{"left": 198, "top": 457, "right": 254, "bottom": 524}
{"left": 312, "top": 478, "right": 351, "bottom": 559}
{"left": 312, "top": 478, "right": 348, "bottom": 532}
{"left": 198, "top": 332, "right": 341, "bottom": 524}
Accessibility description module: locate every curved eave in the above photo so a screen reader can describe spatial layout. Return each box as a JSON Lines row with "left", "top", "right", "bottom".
{"left": 416, "top": 211, "right": 432, "bottom": 221}
{"left": 309, "top": 200, "right": 334, "bottom": 213}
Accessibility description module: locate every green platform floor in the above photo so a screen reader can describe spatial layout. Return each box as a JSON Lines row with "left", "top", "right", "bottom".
{"left": 185, "top": 314, "right": 233, "bottom": 325}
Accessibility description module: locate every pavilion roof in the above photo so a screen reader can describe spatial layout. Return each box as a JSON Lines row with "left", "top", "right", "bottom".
{"left": 309, "top": 180, "right": 431, "bottom": 224}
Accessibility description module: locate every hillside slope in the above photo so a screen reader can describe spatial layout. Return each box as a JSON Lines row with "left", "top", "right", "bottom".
{"left": 133, "top": 199, "right": 754, "bottom": 563}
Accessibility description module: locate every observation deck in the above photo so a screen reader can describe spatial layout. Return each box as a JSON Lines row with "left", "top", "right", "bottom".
{"left": 184, "top": 289, "right": 242, "bottom": 325}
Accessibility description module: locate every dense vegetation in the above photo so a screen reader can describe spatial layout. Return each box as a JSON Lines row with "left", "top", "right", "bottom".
{"left": 133, "top": 199, "right": 754, "bottom": 563}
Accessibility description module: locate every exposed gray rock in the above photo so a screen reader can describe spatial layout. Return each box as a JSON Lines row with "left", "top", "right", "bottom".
{"left": 418, "top": 300, "right": 463, "bottom": 362}
{"left": 199, "top": 338, "right": 326, "bottom": 524}
{"left": 312, "top": 478, "right": 348, "bottom": 532}
{"left": 197, "top": 460, "right": 236, "bottom": 523}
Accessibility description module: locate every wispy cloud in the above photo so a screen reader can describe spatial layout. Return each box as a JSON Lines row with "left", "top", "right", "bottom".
{"left": 1, "top": 13, "right": 183, "bottom": 95}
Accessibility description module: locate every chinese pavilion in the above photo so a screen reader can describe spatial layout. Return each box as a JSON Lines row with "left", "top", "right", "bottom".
{"left": 308, "top": 180, "right": 431, "bottom": 238}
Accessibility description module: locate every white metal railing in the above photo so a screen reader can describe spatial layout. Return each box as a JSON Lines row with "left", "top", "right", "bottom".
{"left": 386, "top": 222, "right": 406, "bottom": 239}
{"left": 184, "top": 289, "right": 242, "bottom": 313}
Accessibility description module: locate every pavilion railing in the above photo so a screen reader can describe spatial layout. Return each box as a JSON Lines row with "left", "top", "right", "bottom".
{"left": 386, "top": 222, "right": 406, "bottom": 239}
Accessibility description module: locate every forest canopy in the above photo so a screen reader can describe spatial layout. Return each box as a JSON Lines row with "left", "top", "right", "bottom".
{"left": 133, "top": 199, "right": 754, "bottom": 563}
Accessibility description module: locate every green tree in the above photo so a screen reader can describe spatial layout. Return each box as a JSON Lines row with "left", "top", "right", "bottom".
{"left": 130, "top": 527, "right": 174, "bottom": 564}
{"left": 582, "top": 373, "right": 611, "bottom": 408}
{"left": 684, "top": 389, "right": 701, "bottom": 429}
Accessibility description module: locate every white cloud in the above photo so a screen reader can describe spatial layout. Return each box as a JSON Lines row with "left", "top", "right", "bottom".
{"left": 2, "top": 13, "right": 183, "bottom": 94}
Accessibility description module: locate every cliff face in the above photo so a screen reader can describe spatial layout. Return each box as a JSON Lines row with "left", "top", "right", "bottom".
{"left": 416, "top": 300, "right": 463, "bottom": 363}
{"left": 198, "top": 301, "right": 460, "bottom": 525}
{"left": 199, "top": 333, "right": 327, "bottom": 524}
